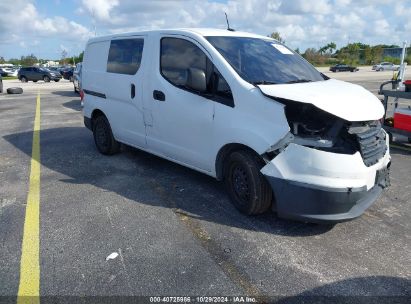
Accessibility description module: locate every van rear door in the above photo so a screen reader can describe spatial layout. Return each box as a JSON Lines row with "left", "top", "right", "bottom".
{"left": 103, "top": 36, "right": 147, "bottom": 148}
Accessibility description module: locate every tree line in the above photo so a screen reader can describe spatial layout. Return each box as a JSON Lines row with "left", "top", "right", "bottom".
{"left": 1, "top": 33, "right": 410, "bottom": 67}
{"left": 0, "top": 52, "right": 84, "bottom": 66}
{"left": 270, "top": 32, "right": 410, "bottom": 66}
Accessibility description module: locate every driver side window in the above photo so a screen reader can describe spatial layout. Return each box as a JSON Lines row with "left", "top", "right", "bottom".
{"left": 161, "top": 38, "right": 207, "bottom": 87}
{"left": 160, "top": 37, "right": 234, "bottom": 107}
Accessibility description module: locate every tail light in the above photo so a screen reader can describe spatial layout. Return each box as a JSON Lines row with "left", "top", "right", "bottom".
{"left": 80, "top": 90, "right": 84, "bottom": 101}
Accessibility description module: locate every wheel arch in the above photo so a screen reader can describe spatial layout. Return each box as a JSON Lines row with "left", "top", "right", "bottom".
{"left": 90, "top": 109, "right": 106, "bottom": 130}
{"left": 215, "top": 143, "right": 262, "bottom": 181}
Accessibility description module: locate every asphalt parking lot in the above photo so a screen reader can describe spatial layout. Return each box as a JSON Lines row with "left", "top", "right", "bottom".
{"left": 0, "top": 69, "right": 410, "bottom": 302}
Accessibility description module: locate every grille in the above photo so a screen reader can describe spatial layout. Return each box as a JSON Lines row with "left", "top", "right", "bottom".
{"left": 348, "top": 121, "right": 387, "bottom": 167}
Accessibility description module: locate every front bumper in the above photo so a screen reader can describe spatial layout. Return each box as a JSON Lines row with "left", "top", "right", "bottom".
{"left": 265, "top": 172, "right": 389, "bottom": 223}
{"left": 261, "top": 141, "right": 391, "bottom": 223}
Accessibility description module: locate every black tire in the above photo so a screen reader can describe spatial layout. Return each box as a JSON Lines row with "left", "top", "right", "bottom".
{"left": 224, "top": 150, "right": 272, "bottom": 215}
{"left": 55, "top": 79, "right": 60, "bottom": 82}
{"left": 69, "top": 76, "right": 74, "bottom": 82}
{"left": 7, "top": 87, "right": 23, "bottom": 94}
{"left": 33, "top": 80, "right": 38, "bottom": 82}
{"left": 20, "top": 76, "right": 27, "bottom": 82}
{"left": 408, "top": 137, "right": 411, "bottom": 144}
{"left": 93, "top": 115, "right": 120, "bottom": 155}
{"left": 74, "top": 86, "right": 78, "bottom": 93}
{"left": 43, "top": 76, "right": 50, "bottom": 82}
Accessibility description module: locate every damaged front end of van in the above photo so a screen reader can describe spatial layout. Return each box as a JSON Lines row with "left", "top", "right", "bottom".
{"left": 258, "top": 79, "right": 391, "bottom": 223}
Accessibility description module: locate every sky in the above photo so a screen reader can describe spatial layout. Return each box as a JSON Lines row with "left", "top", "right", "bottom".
{"left": 0, "top": 0, "right": 410, "bottom": 60}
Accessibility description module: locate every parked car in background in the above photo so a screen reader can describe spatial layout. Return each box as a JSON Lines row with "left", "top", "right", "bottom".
{"left": 329, "top": 64, "right": 359, "bottom": 72}
{"left": 47, "top": 67, "right": 60, "bottom": 73}
{"left": 372, "top": 62, "right": 400, "bottom": 71}
{"left": 61, "top": 67, "right": 74, "bottom": 81}
{"left": 2, "top": 67, "right": 13, "bottom": 75}
{"left": 4, "top": 67, "right": 19, "bottom": 77}
{"left": 0, "top": 68, "right": 8, "bottom": 77}
{"left": 0, "top": 74, "right": 3, "bottom": 93}
{"left": 73, "top": 63, "right": 82, "bottom": 93}
{"left": 18, "top": 67, "right": 62, "bottom": 82}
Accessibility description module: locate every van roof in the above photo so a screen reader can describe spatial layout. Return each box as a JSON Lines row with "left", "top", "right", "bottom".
{"left": 87, "top": 28, "right": 274, "bottom": 44}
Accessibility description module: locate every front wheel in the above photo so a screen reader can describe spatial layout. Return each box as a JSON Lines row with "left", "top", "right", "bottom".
{"left": 20, "top": 76, "right": 28, "bottom": 82}
{"left": 224, "top": 150, "right": 273, "bottom": 215}
{"left": 43, "top": 76, "right": 50, "bottom": 82}
{"left": 54, "top": 79, "right": 60, "bottom": 82}
{"left": 93, "top": 115, "right": 120, "bottom": 155}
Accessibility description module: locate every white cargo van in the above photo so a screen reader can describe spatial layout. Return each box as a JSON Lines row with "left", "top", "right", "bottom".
{"left": 82, "top": 28, "right": 391, "bottom": 223}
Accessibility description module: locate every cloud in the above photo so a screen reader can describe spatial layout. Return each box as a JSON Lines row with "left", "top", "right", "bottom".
{"left": 373, "top": 19, "right": 390, "bottom": 36}
{"left": 279, "top": 0, "right": 331, "bottom": 15}
{"left": 72, "top": 0, "right": 411, "bottom": 51}
{"left": 0, "top": 1, "right": 93, "bottom": 42}
{"left": 335, "top": 0, "right": 351, "bottom": 6}
{"left": 80, "top": 0, "right": 119, "bottom": 21}
{"left": 333, "top": 12, "right": 365, "bottom": 29}
{"left": 394, "top": 2, "right": 411, "bottom": 16}
{"left": 1, "top": 0, "right": 411, "bottom": 59}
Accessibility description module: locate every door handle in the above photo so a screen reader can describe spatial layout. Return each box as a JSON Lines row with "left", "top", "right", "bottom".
{"left": 131, "top": 84, "right": 135, "bottom": 99}
{"left": 153, "top": 90, "right": 165, "bottom": 101}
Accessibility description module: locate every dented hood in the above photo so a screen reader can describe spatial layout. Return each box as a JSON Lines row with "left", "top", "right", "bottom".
{"left": 258, "top": 79, "right": 384, "bottom": 121}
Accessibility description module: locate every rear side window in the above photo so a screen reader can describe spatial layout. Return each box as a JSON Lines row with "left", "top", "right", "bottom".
{"left": 107, "top": 39, "right": 144, "bottom": 75}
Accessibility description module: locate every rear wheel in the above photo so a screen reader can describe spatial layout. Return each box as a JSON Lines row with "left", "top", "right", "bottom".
{"left": 54, "top": 79, "right": 60, "bottom": 82}
{"left": 92, "top": 115, "right": 120, "bottom": 155}
{"left": 69, "top": 76, "right": 74, "bottom": 82}
{"left": 43, "top": 76, "right": 50, "bottom": 82}
{"left": 224, "top": 150, "right": 272, "bottom": 215}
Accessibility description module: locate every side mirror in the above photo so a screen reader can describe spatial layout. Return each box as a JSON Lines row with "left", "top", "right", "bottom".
{"left": 186, "top": 68, "right": 207, "bottom": 92}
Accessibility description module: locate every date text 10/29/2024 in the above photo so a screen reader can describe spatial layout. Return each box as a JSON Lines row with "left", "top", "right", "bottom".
{"left": 149, "top": 296, "right": 257, "bottom": 303}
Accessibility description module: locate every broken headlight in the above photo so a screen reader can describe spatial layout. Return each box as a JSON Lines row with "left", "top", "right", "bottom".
{"left": 277, "top": 99, "right": 358, "bottom": 154}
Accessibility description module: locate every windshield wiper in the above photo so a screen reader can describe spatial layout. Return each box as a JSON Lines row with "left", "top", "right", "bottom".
{"left": 285, "top": 79, "right": 313, "bottom": 84}
{"left": 251, "top": 80, "right": 278, "bottom": 85}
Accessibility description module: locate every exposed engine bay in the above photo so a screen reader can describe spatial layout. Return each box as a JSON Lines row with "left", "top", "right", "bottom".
{"left": 268, "top": 98, "right": 387, "bottom": 167}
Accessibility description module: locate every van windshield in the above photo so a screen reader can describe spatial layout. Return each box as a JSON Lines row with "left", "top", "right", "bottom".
{"left": 205, "top": 36, "right": 324, "bottom": 85}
